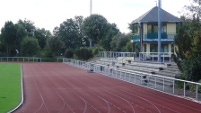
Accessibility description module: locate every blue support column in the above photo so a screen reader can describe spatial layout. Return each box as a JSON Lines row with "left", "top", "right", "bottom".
{"left": 158, "top": 0, "right": 162, "bottom": 62}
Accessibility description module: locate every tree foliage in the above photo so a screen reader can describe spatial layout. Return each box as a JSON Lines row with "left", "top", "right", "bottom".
{"left": 110, "top": 33, "right": 130, "bottom": 51}
{"left": 18, "top": 19, "right": 36, "bottom": 37}
{"left": 82, "top": 14, "right": 109, "bottom": 45}
{"left": 1, "top": 21, "right": 16, "bottom": 56}
{"left": 175, "top": 15, "right": 201, "bottom": 81}
{"left": 0, "top": 19, "right": 52, "bottom": 57}
{"left": 46, "top": 37, "right": 65, "bottom": 57}
{"left": 64, "top": 49, "right": 74, "bottom": 58}
{"left": 35, "top": 28, "right": 51, "bottom": 49}
{"left": 75, "top": 47, "right": 93, "bottom": 60}
{"left": 21, "top": 37, "right": 40, "bottom": 56}
{"left": 100, "top": 23, "right": 119, "bottom": 50}
{"left": 184, "top": 0, "right": 201, "bottom": 18}
{"left": 54, "top": 17, "right": 83, "bottom": 49}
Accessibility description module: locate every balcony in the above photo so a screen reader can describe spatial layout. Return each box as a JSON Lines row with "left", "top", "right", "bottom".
{"left": 132, "top": 32, "right": 176, "bottom": 42}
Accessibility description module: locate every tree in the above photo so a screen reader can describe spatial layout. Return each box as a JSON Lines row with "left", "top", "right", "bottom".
{"left": 75, "top": 47, "right": 93, "bottom": 60}
{"left": 82, "top": 14, "right": 109, "bottom": 45}
{"left": 100, "top": 23, "right": 119, "bottom": 50}
{"left": 175, "top": 15, "right": 201, "bottom": 81}
{"left": 46, "top": 37, "right": 65, "bottom": 57}
{"left": 18, "top": 19, "right": 36, "bottom": 37}
{"left": 34, "top": 28, "right": 51, "bottom": 49}
{"left": 55, "top": 18, "right": 82, "bottom": 49}
{"left": 110, "top": 33, "right": 130, "bottom": 51}
{"left": 21, "top": 37, "right": 40, "bottom": 56}
{"left": 184, "top": 0, "right": 201, "bottom": 18}
{"left": 15, "top": 23, "right": 27, "bottom": 53}
{"left": 174, "top": 16, "right": 192, "bottom": 60}
{"left": 1, "top": 21, "right": 16, "bottom": 56}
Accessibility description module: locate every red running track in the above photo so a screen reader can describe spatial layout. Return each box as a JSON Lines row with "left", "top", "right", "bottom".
{"left": 14, "top": 62, "right": 201, "bottom": 113}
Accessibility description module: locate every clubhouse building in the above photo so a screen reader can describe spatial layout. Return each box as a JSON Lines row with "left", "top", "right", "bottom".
{"left": 131, "top": 6, "right": 182, "bottom": 61}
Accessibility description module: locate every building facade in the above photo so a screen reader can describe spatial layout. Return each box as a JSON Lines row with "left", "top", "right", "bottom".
{"left": 131, "top": 6, "right": 182, "bottom": 61}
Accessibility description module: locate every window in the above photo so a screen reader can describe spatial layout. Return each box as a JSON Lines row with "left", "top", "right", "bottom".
{"left": 150, "top": 44, "right": 169, "bottom": 52}
{"left": 147, "top": 24, "right": 152, "bottom": 33}
{"left": 162, "top": 44, "right": 168, "bottom": 52}
{"left": 147, "top": 23, "right": 167, "bottom": 33}
{"left": 143, "top": 44, "right": 147, "bottom": 52}
{"left": 150, "top": 44, "right": 157, "bottom": 52}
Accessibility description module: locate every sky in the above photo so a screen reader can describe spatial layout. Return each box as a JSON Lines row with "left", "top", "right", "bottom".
{"left": 0, "top": 0, "right": 190, "bottom": 33}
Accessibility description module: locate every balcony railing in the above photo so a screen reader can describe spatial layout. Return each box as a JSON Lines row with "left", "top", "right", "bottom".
{"left": 133, "top": 32, "right": 176, "bottom": 41}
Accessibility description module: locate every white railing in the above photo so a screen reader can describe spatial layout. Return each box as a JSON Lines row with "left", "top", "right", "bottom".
{"left": 63, "top": 58, "right": 201, "bottom": 102}
{"left": 0, "top": 57, "right": 41, "bottom": 62}
{"left": 139, "top": 52, "right": 172, "bottom": 63}
{"left": 99, "top": 51, "right": 136, "bottom": 59}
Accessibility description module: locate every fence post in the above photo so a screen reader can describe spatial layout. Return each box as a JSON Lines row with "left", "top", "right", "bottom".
{"left": 155, "top": 77, "right": 157, "bottom": 88}
{"left": 184, "top": 82, "right": 186, "bottom": 97}
{"left": 196, "top": 84, "right": 198, "bottom": 100}
{"left": 163, "top": 78, "right": 165, "bottom": 91}
{"left": 173, "top": 80, "right": 175, "bottom": 94}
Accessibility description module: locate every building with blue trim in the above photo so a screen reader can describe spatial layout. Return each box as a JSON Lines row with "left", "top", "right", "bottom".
{"left": 131, "top": 6, "right": 182, "bottom": 55}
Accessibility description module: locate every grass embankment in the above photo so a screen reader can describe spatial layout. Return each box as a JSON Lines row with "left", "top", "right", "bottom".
{"left": 0, "top": 63, "right": 21, "bottom": 113}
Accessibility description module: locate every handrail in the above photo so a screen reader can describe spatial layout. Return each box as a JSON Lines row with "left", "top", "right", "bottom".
{"left": 63, "top": 58, "right": 201, "bottom": 102}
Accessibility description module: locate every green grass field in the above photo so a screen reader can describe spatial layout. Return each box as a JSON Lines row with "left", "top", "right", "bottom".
{"left": 0, "top": 63, "right": 21, "bottom": 113}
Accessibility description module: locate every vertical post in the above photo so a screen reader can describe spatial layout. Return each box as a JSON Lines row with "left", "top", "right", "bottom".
{"left": 89, "top": 0, "right": 92, "bottom": 48}
{"left": 184, "top": 82, "right": 186, "bottom": 97}
{"left": 173, "top": 80, "right": 175, "bottom": 94}
{"left": 196, "top": 84, "right": 198, "bottom": 100}
{"left": 158, "top": 0, "right": 162, "bottom": 62}
{"left": 163, "top": 78, "right": 165, "bottom": 91}
{"left": 140, "top": 23, "right": 143, "bottom": 53}
{"left": 155, "top": 77, "right": 157, "bottom": 88}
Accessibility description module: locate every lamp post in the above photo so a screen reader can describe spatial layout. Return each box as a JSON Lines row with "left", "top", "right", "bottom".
{"left": 89, "top": 0, "right": 92, "bottom": 48}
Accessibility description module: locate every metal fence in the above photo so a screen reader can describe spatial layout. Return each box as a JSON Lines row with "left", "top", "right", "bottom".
{"left": 0, "top": 57, "right": 41, "bottom": 62}
{"left": 63, "top": 58, "right": 201, "bottom": 102}
{"left": 139, "top": 52, "right": 172, "bottom": 63}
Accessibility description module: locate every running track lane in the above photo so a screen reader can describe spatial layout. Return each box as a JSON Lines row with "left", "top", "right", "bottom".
{"left": 14, "top": 62, "right": 201, "bottom": 113}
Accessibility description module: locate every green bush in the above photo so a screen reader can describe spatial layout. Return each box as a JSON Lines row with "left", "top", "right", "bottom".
{"left": 75, "top": 47, "right": 93, "bottom": 60}
{"left": 64, "top": 49, "right": 74, "bottom": 58}
{"left": 181, "top": 57, "right": 201, "bottom": 81}
{"left": 188, "top": 80, "right": 201, "bottom": 93}
{"left": 92, "top": 45, "right": 104, "bottom": 55}
{"left": 41, "top": 57, "right": 57, "bottom": 62}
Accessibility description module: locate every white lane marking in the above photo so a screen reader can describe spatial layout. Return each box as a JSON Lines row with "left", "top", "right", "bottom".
{"left": 98, "top": 96, "right": 111, "bottom": 113}
{"left": 120, "top": 89, "right": 161, "bottom": 113}
{"left": 101, "top": 88, "right": 136, "bottom": 113}
{"left": 33, "top": 75, "right": 49, "bottom": 113}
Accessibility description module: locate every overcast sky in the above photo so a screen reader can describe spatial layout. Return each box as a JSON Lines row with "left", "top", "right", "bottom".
{"left": 0, "top": 0, "right": 190, "bottom": 33}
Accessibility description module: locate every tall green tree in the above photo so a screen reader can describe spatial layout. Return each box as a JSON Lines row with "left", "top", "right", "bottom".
{"left": 175, "top": 16, "right": 192, "bottom": 60}
{"left": 34, "top": 28, "right": 51, "bottom": 49}
{"left": 1, "top": 21, "right": 16, "bottom": 56}
{"left": 110, "top": 33, "right": 130, "bottom": 51}
{"left": 82, "top": 14, "right": 109, "bottom": 45}
{"left": 18, "top": 19, "right": 36, "bottom": 37}
{"left": 46, "top": 37, "right": 65, "bottom": 57}
{"left": 14, "top": 23, "right": 27, "bottom": 53}
{"left": 21, "top": 37, "right": 40, "bottom": 56}
{"left": 100, "top": 23, "right": 119, "bottom": 50}
{"left": 55, "top": 18, "right": 82, "bottom": 49}
{"left": 175, "top": 15, "right": 201, "bottom": 81}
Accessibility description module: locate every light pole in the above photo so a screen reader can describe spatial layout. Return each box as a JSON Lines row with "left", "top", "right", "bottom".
{"left": 89, "top": 0, "right": 92, "bottom": 48}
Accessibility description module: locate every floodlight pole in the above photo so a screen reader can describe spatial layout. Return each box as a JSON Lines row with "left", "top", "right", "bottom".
{"left": 158, "top": 0, "right": 161, "bottom": 62}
